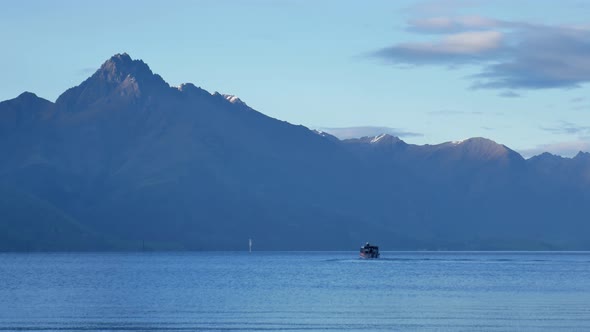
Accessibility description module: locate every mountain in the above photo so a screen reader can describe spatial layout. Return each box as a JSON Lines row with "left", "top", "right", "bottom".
{"left": 1, "top": 53, "right": 589, "bottom": 251}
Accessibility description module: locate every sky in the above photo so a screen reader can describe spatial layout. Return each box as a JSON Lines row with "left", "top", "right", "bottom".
{"left": 1, "top": 0, "right": 590, "bottom": 157}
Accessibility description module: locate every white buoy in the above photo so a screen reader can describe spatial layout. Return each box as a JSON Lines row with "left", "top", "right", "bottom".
{"left": 249, "top": 238, "right": 252, "bottom": 253}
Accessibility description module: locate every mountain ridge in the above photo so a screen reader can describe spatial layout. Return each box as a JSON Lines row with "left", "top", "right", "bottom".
{"left": 2, "top": 86, "right": 576, "bottom": 162}
{"left": 1, "top": 53, "right": 589, "bottom": 251}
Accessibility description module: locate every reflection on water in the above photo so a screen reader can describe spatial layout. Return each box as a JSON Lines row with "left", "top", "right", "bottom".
{"left": 0, "top": 251, "right": 589, "bottom": 331}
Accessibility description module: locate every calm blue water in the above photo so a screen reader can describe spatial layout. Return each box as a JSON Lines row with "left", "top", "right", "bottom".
{"left": 0, "top": 251, "right": 589, "bottom": 331}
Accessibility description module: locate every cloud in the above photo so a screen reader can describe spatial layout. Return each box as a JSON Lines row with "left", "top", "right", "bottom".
{"left": 427, "top": 109, "right": 505, "bottom": 116}
{"left": 519, "top": 139, "right": 590, "bottom": 158}
{"left": 497, "top": 91, "right": 520, "bottom": 98}
{"left": 374, "top": 30, "right": 503, "bottom": 65}
{"left": 571, "top": 97, "right": 586, "bottom": 103}
{"left": 372, "top": 15, "right": 590, "bottom": 90}
{"left": 317, "top": 126, "right": 423, "bottom": 139}
{"left": 404, "top": 0, "right": 483, "bottom": 16}
{"left": 407, "top": 15, "right": 501, "bottom": 33}
{"left": 77, "top": 67, "right": 97, "bottom": 75}
{"left": 571, "top": 104, "right": 589, "bottom": 111}
{"left": 429, "top": 109, "right": 470, "bottom": 115}
{"left": 540, "top": 122, "right": 590, "bottom": 135}
{"left": 472, "top": 26, "right": 590, "bottom": 89}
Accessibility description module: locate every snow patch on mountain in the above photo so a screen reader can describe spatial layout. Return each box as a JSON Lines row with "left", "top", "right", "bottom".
{"left": 371, "top": 134, "right": 390, "bottom": 143}
{"left": 222, "top": 94, "right": 247, "bottom": 106}
{"left": 312, "top": 130, "right": 340, "bottom": 142}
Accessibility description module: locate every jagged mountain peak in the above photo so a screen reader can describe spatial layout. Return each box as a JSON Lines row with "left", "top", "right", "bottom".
{"left": 342, "top": 134, "right": 406, "bottom": 152}
{"left": 529, "top": 152, "right": 564, "bottom": 161}
{"left": 103, "top": 52, "right": 133, "bottom": 67}
{"left": 449, "top": 137, "right": 503, "bottom": 150}
{"left": 351, "top": 134, "right": 403, "bottom": 145}
{"left": 55, "top": 53, "right": 169, "bottom": 110}
{"left": 109, "top": 52, "right": 132, "bottom": 62}
{"left": 95, "top": 53, "right": 161, "bottom": 85}
{"left": 370, "top": 133, "right": 402, "bottom": 144}
{"left": 452, "top": 137, "right": 497, "bottom": 146}
{"left": 448, "top": 137, "right": 523, "bottom": 161}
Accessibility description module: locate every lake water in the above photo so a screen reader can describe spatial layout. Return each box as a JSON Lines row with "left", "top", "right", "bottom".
{"left": 1, "top": 251, "right": 589, "bottom": 331}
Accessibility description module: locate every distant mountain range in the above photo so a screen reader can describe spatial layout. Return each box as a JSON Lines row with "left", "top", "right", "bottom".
{"left": 1, "top": 53, "right": 589, "bottom": 251}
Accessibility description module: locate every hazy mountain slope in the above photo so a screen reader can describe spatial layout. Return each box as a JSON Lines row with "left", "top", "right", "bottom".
{"left": 0, "top": 186, "right": 111, "bottom": 251}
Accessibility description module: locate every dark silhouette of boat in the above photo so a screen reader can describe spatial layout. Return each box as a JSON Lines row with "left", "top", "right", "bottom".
{"left": 359, "top": 242, "right": 380, "bottom": 259}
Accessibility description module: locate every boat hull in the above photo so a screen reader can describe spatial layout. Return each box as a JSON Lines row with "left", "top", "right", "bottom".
{"left": 359, "top": 252, "right": 380, "bottom": 259}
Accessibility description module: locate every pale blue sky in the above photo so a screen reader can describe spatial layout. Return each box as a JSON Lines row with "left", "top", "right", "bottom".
{"left": 1, "top": 0, "right": 590, "bottom": 157}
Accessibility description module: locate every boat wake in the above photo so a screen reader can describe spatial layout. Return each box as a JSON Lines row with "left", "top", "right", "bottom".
{"left": 324, "top": 257, "right": 585, "bottom": 264}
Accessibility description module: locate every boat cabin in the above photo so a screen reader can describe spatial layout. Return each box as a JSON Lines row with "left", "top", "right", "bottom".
{"left": 359, "top": 242, "right": 380, "bottom": 259}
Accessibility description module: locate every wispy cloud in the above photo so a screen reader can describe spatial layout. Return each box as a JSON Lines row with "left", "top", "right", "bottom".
{"left": 404, "top": 0, "right": 483, "bottom": 16}
{"left": 428, "top": 109, "right": 505, "bottom": 116}
{"left": 571, "top": 104, "right": 589, "bottom": 111}
{"left": 317, "top": 126, "right": 423, "bottom": 139}
{"left": 372, "top": 13, "right": 590, "bottom": 90}
{"left": 541, "top": 121, "right": 590, "bottom": 135}
{"left": 429, "top": 109, "right": 472, "bottom": 115}
{"left": 498, "top": 91, "right": 520, "bottom": 98}
{"left": 77, "top": 67, "right": 96, "bottom": 75}
{"left": 407, "top": 15, "right": 501, "bottom": 33}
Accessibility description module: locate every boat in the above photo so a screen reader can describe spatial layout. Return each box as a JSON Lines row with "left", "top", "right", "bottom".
{"left": 359, "top": 242, "right": 380, "bottom": 259}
